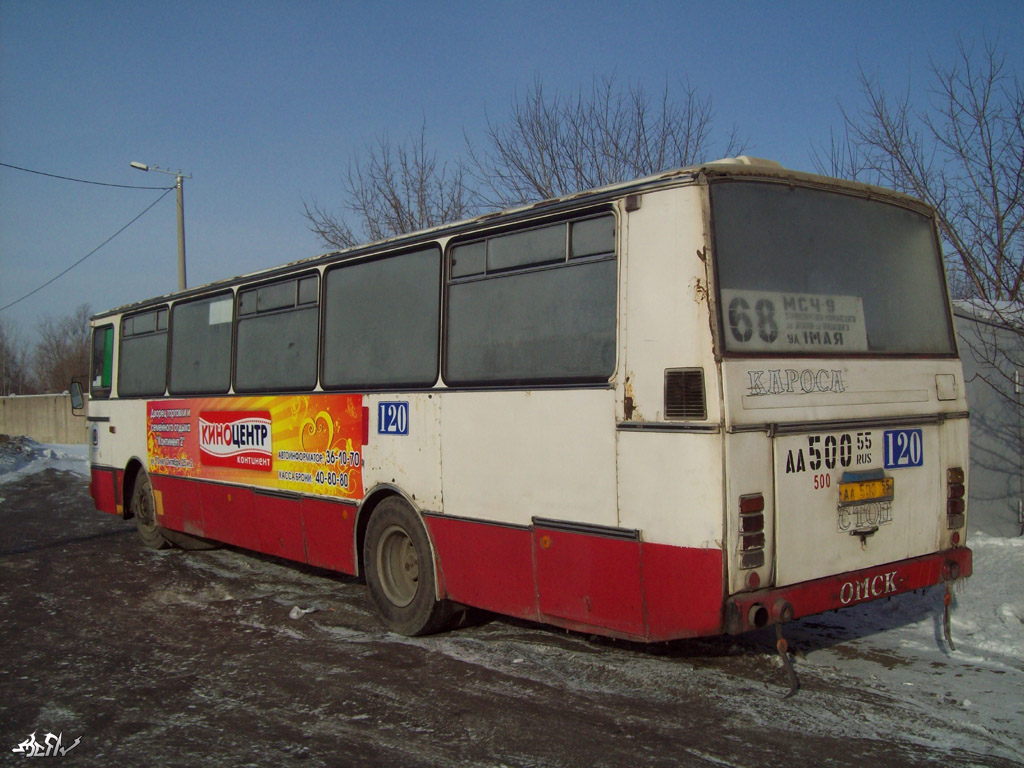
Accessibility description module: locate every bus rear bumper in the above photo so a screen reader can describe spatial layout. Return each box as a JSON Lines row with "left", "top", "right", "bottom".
{"left": 723, "top": 546, "right": 973, "bottom": 635}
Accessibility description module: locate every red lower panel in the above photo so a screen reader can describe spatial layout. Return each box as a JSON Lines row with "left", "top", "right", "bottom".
{"left": 302, "top": 496, "right": 357, "bottom": 573}
{"left": 150, "top": 474, "right": 199, "bottom": 534}
{"left": 89, "top": 466, "right": 119, "bottom": 515}
{"left": 199, "top": 483, "right": 259, "bottom": 552}
{"left": 426, "top": 515, "right": 538, "bottom": 622}
{"left": 642, "top": 544, "right": 724, "bottom": 641}
{"left": 534, "top": 526, "right": 645, "bottom": 638}
{"left": 428, "top": 514, "right": 726, "bottom": 641}
{"left": 254, "top": 492, "right": 306, "bottom": 562}
{"left": 149, "top": 474, "right": 356, "bottom": 575}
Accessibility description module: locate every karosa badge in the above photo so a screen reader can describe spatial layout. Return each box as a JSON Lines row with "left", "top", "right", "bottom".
{"left": 198, "top": 411, "right": 273, "bottom": 471}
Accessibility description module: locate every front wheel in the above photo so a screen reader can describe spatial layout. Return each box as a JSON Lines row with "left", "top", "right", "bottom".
{"left": 130, "top": 471, "right": 169, "bottom": 549}
{"left": 363, "top": 497, "right": 453, "bottom": 636}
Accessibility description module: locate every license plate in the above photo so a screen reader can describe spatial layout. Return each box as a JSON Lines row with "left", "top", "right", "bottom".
{"left": 839, "top": 476, "right": 894, "bottom": 505}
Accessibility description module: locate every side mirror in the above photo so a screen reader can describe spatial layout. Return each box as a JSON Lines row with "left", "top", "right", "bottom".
{"left": 70, "top": 381, "right": 85, "bottom": 414}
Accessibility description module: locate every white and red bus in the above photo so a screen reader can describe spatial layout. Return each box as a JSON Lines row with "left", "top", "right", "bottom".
{"left": 76, "top": 158, "right": 972, "bottom": 649}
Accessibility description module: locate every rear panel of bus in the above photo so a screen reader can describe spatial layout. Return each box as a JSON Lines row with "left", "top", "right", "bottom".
{"left": 707, "top": 173, "right": 971, "bottom": 631}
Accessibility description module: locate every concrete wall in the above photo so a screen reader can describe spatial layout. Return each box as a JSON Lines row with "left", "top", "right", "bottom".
{"left": 0, "top": 394, "right": 89, "bottom": 444}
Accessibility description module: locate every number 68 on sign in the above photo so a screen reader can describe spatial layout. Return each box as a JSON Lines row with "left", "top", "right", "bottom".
{"left": 721, "top": 289, "right": 868, "bottom": 354}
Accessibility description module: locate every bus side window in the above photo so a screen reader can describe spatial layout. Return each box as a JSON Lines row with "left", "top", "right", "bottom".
{"left": 118, "top": 308, "right": 169, "bottom": 397}
{"left": 90, "top": 325, "right": 114, "bottom": 398}
{"left": 168, "top": 294, "right": 234, "bottom": 395}
{"left": 322, "top": 248, "right": 441, "bottom": 390}
{"left": 446, "top": 213, "right": 616, "bottom": 385}
{"left": 235, "top": 274, "right": 319, "bottom": 393}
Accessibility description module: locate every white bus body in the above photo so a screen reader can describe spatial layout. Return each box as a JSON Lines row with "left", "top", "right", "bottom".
{"left": 82, "top": 159, "right": 971, "bottom": 642}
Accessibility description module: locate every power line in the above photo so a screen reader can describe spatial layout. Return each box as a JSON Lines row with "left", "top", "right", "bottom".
{"left": 0, "top": 161, "right": 174, "bottom": 190}
{"left": 0, "top": 188, "right": 174, "bottom": 314}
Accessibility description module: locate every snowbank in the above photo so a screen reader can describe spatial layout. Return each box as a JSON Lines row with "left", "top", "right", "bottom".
{"left": 0, "top": 436, "right": 89, "bottom": 487}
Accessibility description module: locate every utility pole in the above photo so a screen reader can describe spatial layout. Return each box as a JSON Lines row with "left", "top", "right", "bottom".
{"left": 130, "top": 162, "right": 191, "bottom": 291}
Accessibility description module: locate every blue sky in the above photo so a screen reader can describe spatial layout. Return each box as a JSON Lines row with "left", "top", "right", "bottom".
{"left": 1, "top": 0, "right": 1022, "bottom": 339}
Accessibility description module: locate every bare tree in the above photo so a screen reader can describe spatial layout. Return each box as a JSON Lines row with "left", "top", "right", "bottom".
{"left": 304, "top": 120, "right": 477, "bottom": 250}
{"left": 814, "top": 38, "right": 1024, "bottom": 400}
{"left": 33, "top": 304, "right": 91, "bottom": 394}
{"left": 468, "top": 76, "right": 746, "bottom": 208}
{"left": 306, "top": 77, "right": 745, "bottom": 249}
{"left": 0, "top": 317, "right": 32, "bottom": 396}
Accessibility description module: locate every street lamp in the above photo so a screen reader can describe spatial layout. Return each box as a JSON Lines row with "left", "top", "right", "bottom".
{"left": 130, "top": 162, "right": 191, "bottom": 291}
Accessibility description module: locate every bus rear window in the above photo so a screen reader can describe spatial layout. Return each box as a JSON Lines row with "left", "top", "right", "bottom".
{"left": 710, "top": 182, "right": 956, "bottom": 356}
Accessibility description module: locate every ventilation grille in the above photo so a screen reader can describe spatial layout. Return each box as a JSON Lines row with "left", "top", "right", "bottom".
{"left": 665, "top": 368, "right": 706, "bottom": 420}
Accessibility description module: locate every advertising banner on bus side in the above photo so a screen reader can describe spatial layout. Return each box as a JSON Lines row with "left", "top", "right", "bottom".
{"left": 147, "top": 394, "right": 364, "bottom": 500}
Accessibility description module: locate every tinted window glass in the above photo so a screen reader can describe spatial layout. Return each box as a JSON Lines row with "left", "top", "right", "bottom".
{"left": 487, "top": 223, "right": 565, "bottom": 272}
{"left": 323, "top": 248, "right": 441, "bottom": 389}
{"left": 169, "top": 294, "right": 233, "bottom": 394}
{"left": 447, "top": 260, "right": 616, "bottom": 384}
{"left": 711, "top": 182, "right": 955, "bottom": 355}
{"left": 298, "top": 275, "right": 318, "bottom": 305}
{"left": 238, "top": 289, "right": 258, "bottom": 316}
{"left": 118, "top": 335, "right": 168, "bottom": 396}
{"left": 450, "top": 241, "right": 485, "bottom": 278}
{"left": 571, "top": 215, "right": 615, "bottom": 258}
{"left": 446, "top": 214, "right": 617, "bottom": 385}
{"left": 236, "top": 307, "right": 318, "bottom": 391}
{"left": 256, "top": 280, "right": 296, "bottom": 313}
{"left": 235, "top": 275, "right": 320, "bottom": 392}
{"left": 118, "top": 309, "right": 168, "bottom": 397}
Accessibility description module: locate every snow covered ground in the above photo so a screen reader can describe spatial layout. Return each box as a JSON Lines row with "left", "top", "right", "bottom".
{"left": 0, "top": 436, "right": 89, "bottom": 487}
{"left": 2, "top": 438, "right": 1022, "bottom": 764}
{"left": 777, "top": 535, "right": 1023, "bottom": 760}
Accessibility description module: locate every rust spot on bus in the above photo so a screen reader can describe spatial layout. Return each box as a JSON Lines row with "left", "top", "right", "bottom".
{"left": 623, "top": 377, "right": 640, "bottom": 421}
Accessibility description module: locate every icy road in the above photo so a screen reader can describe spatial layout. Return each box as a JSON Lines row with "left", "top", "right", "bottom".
{"left": 0, "top": 441, "right": 1021, "bottom": 767}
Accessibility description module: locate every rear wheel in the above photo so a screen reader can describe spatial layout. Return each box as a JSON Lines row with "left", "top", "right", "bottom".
{"left": 363, "top": 497, "right": 452, "bottom": 636}
{"left": 130, "top": 471, "right": 169, "bottom": 549}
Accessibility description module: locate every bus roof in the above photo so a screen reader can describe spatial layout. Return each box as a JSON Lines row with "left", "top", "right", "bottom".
{"left": 92, "top": 157, "right": 930, "bottom": 322}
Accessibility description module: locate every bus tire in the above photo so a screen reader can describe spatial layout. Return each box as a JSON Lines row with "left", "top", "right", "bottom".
{"left": 130, "top": 471, "right": 170, "bottom": 550}
{"left": 363, "top": 497, "right": 452, "bottom": 636}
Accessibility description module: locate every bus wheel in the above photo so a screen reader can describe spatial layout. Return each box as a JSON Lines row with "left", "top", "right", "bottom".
{"left": 364, "top": 497, "right": 452, "bottom": 636}
{"left": 130, "top": 472, "right": 169, "bottom": 550}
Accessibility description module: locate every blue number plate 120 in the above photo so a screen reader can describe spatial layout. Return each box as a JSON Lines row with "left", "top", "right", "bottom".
{"left": 883, "top": 429, "right": 923, "bottom": 469}
{"left": 378, "top": 399, "right": 409, "bottom": 436}
{"left": 377, "top": 401, "right": 409, "bottom": 435}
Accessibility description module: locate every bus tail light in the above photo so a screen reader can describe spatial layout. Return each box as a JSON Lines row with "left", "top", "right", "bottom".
{"left": 947, "top": 467, "right": 966, "bottom": 531}
{"left": 739, "top": 493, "right": 765, "bottom": 570}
